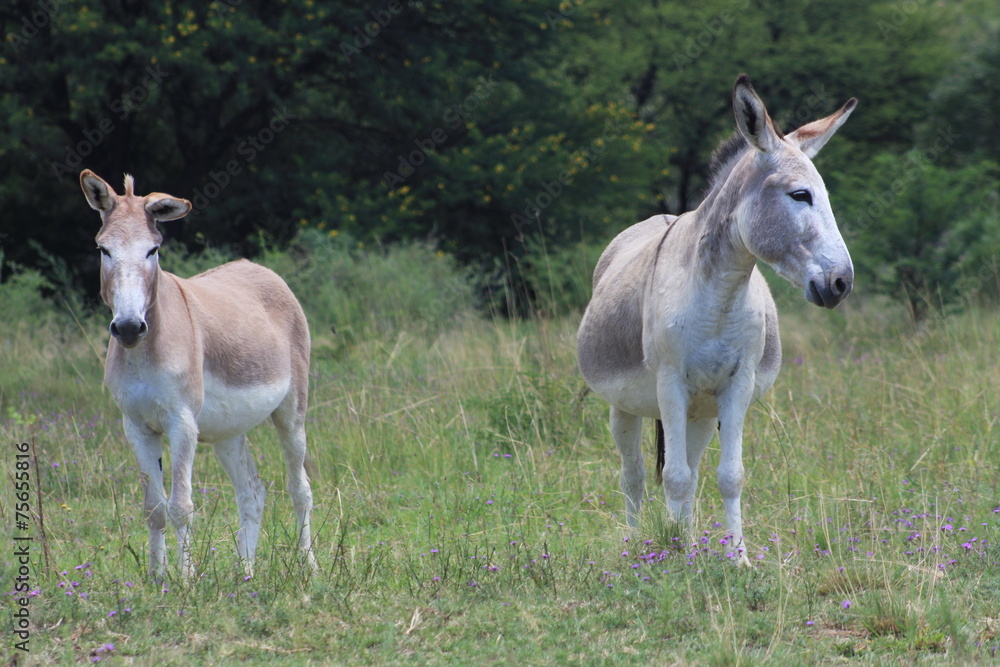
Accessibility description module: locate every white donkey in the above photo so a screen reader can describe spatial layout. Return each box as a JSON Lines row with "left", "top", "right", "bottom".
{"left": 577, "top": 75, "right": 856, "bottom": 564}
{"left": 80, "top": 170, "right": 316, "bottom": 580}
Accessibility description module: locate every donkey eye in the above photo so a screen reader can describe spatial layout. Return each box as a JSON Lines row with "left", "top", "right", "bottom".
{"left": 789, "top": 190, "right": 813, "bottom": 206}
{"left": 146, "top": 246, "right": 160, "bottom": 258}
{"left": 98, "top": 246, "right": 111, "bottom": 257}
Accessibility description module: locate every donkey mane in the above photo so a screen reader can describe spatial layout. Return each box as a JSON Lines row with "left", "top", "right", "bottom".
{"left": 707, "top": 118, "right": 786, "bottom": 195}
{"left": 707, "top": 133, "right": 748, "bottom": 192}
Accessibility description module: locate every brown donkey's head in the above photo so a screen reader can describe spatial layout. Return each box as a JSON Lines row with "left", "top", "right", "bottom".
{"left": 80, "top": 170, "right": 192, "bottom": 348}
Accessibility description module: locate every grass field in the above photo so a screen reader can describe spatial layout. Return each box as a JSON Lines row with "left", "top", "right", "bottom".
{"left": 2, "top": 244, "right": 999, "bottom": 665}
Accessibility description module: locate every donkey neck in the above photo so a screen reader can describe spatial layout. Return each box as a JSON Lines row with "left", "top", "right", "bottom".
{"left": 687, "top": 179, "right": 758, "bottom": 305}
{"left": 143, "top": 265, "right": 166, "bottom": 336}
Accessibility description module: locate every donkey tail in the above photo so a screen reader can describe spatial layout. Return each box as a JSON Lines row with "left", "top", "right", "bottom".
{"left": 655, "top": 419, "right": 665, "bottom": 485}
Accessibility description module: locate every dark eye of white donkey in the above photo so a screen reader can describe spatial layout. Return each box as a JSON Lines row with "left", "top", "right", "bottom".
{"left": 98, "top": 245, "right": 111, "bottom": 257}
{"left": 788, "top": 190, "right": 813, "bottom": 206}
{"left": 146, "top": 246, "right": 160, "bottom": 258}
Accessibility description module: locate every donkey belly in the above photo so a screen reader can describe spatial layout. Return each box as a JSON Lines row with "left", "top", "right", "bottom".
{"left": 589, "top": 368, "right": 661, "bottom": 420}
{"left": 196, "top": 373, "right": 290, "bottom": 443}
{"left": 590, "top": 371, "right": 722, "bottom": 422}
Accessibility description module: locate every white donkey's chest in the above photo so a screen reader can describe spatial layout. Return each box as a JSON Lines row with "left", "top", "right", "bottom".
{"left": 107, "top": 356, "right": 290, "bottom": 443}
{"left": 683, "top": 335, "right": 745, "bottom": 392}
{"left": 107, "top": 362, "right": 176, "bottom": 432}
{"left": 640, "top": 302, "right": 767, "bottom": 414}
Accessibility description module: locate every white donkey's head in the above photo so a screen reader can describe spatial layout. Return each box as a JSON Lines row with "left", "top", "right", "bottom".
{"left": 80, "top": 170, "right": 192, "bottom": 348}
{"left": 728, "top": 74, "right": 857, "bottom": 308}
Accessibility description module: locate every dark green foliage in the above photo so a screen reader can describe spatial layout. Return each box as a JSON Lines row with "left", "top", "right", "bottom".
{"left": 841, "top": 156, "right": 999, "bottom": 318}
{"left": 925, "top": 13, "right": 1000, "bottom": 163}
{"left": 1, "top": 0, "right": 997, "bottom": 315}
{"left": 0, "top": 0, "right": 649, "bottom": 308}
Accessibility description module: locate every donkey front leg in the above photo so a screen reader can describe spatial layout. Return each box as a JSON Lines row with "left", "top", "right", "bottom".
{"left": 123, "top": 417, "right": 168, "bottom": 581}
{"left": 165, "top": 413, "right": 199, "bottom": 579}
{"left": 681, "top": 417, "right": 717, "bottom": 517}
{"left": 610, "top": 406, "right": 644, "bottom": 529}
{"left": 657, "top": 376, "right": 694, "bottom": 526}
{"left": 717, "top": 384, "right": 754, "bottom": 566}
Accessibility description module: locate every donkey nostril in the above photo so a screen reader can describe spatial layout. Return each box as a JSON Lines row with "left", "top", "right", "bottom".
{"left": 833, "top": 277, "right": 847, "bottom": 295}
{"left": 138, "top": 321, "right": 148, "bottom": 335}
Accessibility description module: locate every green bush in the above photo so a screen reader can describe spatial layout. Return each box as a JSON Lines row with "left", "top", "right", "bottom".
{"left": 514, "top": 237, "right": 607, "bottom": 318}
{"left": 840, "top": 155, "right": 999, "bottom": 318}
{"left": 262, "top": 228, "right": 477, "bottom": 343}
{"left": 0, "top": 261, "right": 54, "bottom": 326}
{"left": 0, "top": 256, "right": 105, "bottom": 408}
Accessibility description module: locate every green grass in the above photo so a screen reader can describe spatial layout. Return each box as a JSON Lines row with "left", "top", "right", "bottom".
{"left": 2, "top": 253, "right": 999, "bottom": 665}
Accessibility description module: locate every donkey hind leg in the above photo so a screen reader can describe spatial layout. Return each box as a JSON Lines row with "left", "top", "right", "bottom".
{"left": 272, "top": 401, "right": 317, "bottom": 570}
{"left": 212, "top": 434, "right": 266, "bottom": 575}
{"left": 610, "top": 406, "right": 644, "bottom": 529}
{"left": 123, "top": 417, "right": 168, "bottom": 581}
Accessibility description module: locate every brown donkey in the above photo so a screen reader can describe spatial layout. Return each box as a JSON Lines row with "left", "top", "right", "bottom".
{"left": 81, "top": 170, "right": 316, "bottom": 580}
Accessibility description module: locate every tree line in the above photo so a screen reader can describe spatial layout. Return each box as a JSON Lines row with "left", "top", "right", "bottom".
{"left": 1, "top": 0, "right": 997, "bottom": 317}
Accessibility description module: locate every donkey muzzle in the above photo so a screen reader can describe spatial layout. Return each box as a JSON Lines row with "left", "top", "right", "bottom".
{"left": 806, "top": 270, "right": 853, "bottom": 309}
{"left": 110, "top": 317, "right": 148, "bottom": 348}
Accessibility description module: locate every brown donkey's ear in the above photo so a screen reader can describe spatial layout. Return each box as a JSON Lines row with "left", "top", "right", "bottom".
{"left": 145, "top": 193, "right": 193, "bottom": 222}
{"left": 80, "top": 170, "right": 117, "bottom": 213}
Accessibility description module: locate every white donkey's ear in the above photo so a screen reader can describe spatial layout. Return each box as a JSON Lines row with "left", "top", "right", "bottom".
{"left": 733, "top": 74, "right": 782, "bottom": 154}
{"left": 145, "top": 193, "right": 192, "bottom": 222}
{"left": 787, "top": 98, "right": 858, "bottom": 158}
{"left": 80, "top": 169, "right": 117, "bottom": 213}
